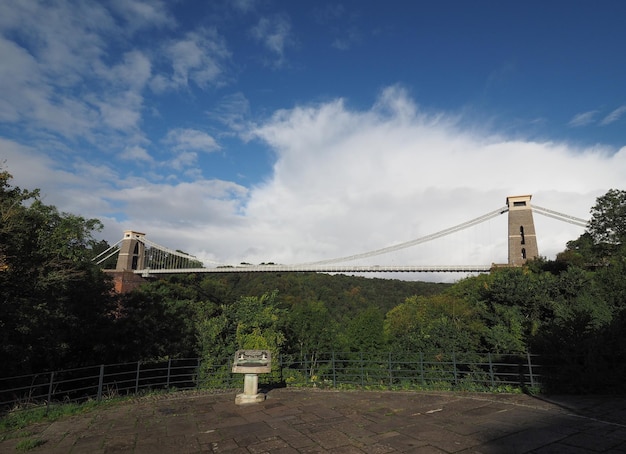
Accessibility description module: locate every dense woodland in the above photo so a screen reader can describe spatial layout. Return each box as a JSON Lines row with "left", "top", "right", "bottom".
{"left": 2, "top": 168, "right": 626, "bottom": 392}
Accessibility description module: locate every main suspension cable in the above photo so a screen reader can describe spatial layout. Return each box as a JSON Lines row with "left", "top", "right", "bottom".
{"left": 301, "top": 206, "right": 509, "bottom": 265}
{"left": 532, "top": 205, "right": 588, "bottom": 227}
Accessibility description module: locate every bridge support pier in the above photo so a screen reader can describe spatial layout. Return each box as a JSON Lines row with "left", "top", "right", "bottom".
{"left": 105, "top": 270, "right": 147, "bottom": 293}
{"left": 507, "top": 195, "right": 539, "bottom": 266}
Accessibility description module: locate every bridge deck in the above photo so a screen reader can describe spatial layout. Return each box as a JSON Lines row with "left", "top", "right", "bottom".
{"left": 137, "top": 264, "right": 493, "bottom": 276}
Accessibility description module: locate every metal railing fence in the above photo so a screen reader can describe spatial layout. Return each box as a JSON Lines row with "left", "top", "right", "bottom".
{"left": 0, "top": 352, "right": 540, "bottom": 413}
{"left": 280, "top": 351, "right": 538, "bottom": 390}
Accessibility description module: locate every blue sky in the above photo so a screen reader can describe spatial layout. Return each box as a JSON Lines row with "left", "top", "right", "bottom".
{"left": 1, "top": 0, "right": 625, "bottom": 280}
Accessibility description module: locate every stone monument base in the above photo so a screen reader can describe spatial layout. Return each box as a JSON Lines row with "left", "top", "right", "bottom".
{"left": 234, "top": 373, "right": 266, "bottom": 405}
{"left": 235, "top": 392, "right": 266, "bottom": 405}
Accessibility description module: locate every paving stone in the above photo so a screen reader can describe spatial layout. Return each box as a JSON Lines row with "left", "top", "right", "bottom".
{"left": 480, "top": 427, "right": 568, "bottom": 454}
{"left": 360, "top": 442, "right": 397, "bottom": 454}
{"left": 278, "top": 432, "right": 318, "bottom": 449}
{"left": 330, "top": 445, "right": 368, "bottom": 453}
{"left": 560, "top": 431, "right": 625, "bottom": 452}
{"left": 377, "top": 433, "right": 430, "bottom": 451}
{"left": 533, "top": 442, "right": 596, "bottom": 453}
{"left": 3, "top": 389, "right": 626, "bottom": 453}
{"left": 247, "top": 436, "right": 291, "bottom": 453}
{"left": 308, "top": 427, "right": 355, "bottom": 449}
{"left": 208, "top": 437, "right": 239, "bottom": 452}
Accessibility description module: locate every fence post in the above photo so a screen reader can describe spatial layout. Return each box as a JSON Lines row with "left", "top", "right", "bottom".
{"left": 388, "top": 351, "right": 393, "bottom": 389}
{"left": 135, "top": 361, "right": 141, "bottom": 394}
{"left": 97, "top": 365, "right": 105, "bottom": 401}
{"left": 452, "top": 352, "right": 458, "bottom": 386}
{"left": 331, "top": 352, "right": 337, "bottom": 388}
{"left": 488, "top": 353, "right": 495, "bottom": 387}
{"left": 166, "top": 359, "right": 172, "bottom": 388}
{"left": 360, "top": 351, "right": 364, "bottom": 387}
{"left": 419, "top": 352, "right": 425, "bottom": 385}
{"left": 45, "top": 371, "right": 55, "bottom": 415}
{"left": 526, "top": 352, "right": 535, "bottom": 388}
{"left": 196, "top": 358, "right": 201, "bottom": 389}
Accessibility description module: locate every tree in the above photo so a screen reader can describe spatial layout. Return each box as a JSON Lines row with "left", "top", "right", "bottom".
{"left": 286, "top": 300, "right": 337, "bottom": 366}
{"left": 0, "top": 170, "right": 118, "bottom": 375}
{"left": 196, "top": 291, "right": 286, "bottom": 377}
{"left": 588, "top": 189, "right": 626, "bottom": 248}
{"left": 112, "top": 280, "right": 204, "bottom": 362}
{"left": 341, "top": 306, "right": 385, "bottom": 352}
{"left": 384, "top": 294, "right": 482, "bottom": 353}
{"left": 558, "top": 233, "right": 595, "bottom": 268}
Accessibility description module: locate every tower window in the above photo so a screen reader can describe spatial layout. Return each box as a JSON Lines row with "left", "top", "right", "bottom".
{"left": 513, "top": 201, "right": 526, "bottom": 207}
{"left": 132, "top": 243, "right": 140, "bottom": 269}
{"left": 521, "top": 248, "right": 527, "bottom": 260}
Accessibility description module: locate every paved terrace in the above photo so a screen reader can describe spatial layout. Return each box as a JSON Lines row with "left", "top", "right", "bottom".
{"left": 2, "top": 388, "right": 626, "bottom": 453}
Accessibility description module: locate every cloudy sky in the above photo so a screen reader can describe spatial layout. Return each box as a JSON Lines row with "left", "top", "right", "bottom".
{"left": 1, "top": 0, "right": 625, "bottom": 281}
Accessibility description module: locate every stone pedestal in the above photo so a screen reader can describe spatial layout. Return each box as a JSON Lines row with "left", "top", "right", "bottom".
{"left": 235, "top": 374, "right": 265, "bottom": 405}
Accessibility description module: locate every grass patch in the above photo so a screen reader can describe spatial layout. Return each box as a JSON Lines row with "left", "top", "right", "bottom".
{"left": 0, "top": 400, "right": 108, "bottom": 433}
{"left": 15, "top": 438, "right": 46, "bottom": 451}
{"left": 0, "top": 388, "right": 185, "bottom": 433}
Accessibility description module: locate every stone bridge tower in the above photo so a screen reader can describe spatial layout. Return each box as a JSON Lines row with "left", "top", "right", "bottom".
{"left": 507, "top": 195, "right": 539, "bottom": 266}
{"left": 115, "top": 230, "right": 146, "bottom": 271}
{"left": 109, "top": 230, "right": 147, "bottom": 293}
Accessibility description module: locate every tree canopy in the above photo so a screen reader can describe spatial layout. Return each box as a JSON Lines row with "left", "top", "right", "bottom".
{"left": 0, "top": 170, "right": 117, "bottom": 375}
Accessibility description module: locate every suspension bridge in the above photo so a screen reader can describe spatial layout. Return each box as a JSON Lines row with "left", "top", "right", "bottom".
{"left": 94, "top": 195, "right": 588, "bottom": 291}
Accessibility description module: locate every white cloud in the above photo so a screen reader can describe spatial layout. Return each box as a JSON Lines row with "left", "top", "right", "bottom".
{"left": 110, "top": 179, "right": 248, "bottom": 222}
{"left": 97, "top": 51, "right": 152, "bottom": 90}
{"left": 0, "top": 35, "right": 101, "bottom": 138}
{"left": 0, "top": 1, "right": 113, "bottom": 83}
{"left": 332, "top": 27, "right": 361, "bottom": 51}
{"left": 165, "top": 128, "right": 220, "bottom": 153}
{"left": 568, "top": 110, "right": 598, "bottom": 127}
{"left": 121, "top": 145, "right": 153, "bottom": 163}
{"left": 208, "top": 92, "right": 251, "bottom": 132}
{"left": 600, "top": 105, "right": 626, "bottom": 126}
{"left": 152, "top": 29, "right": 231, "bottom": 92}
{"left": 228, "top": 88, "right": 623, "bottom": 271}
{"left": 250, "top": 14, "right": 294, "bottom": 67}
{"left": 0, "top": 138, "right": 118, "bottom": 217}
{"left": 109, "top": 0, "right": 176, "bottom": 31}
{"left": 0, "top": 2, "right": 152, "bottom": 140}
{"left": 231, "top": 0, "right": 258, "bottom": 13}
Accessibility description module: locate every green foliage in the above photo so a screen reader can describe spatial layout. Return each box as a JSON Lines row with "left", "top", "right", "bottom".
{"left": 342, "top": 306, "right": 385, "bottom": 352}
{"left": 192, "top": 272, "right": 450, "bottom": 318}
{"left": 561, "top": 189, "right": 626, "bottom": 266}
{"left": 112, "top": 282, "right": 203, "bottom": 362}
{"left": 588, "top": 189, "right": 626, "bottom": 251}
{"left": 384, "top": 294, "right": 482, "bottom": 353}
{"left": 196, "top": 291, "right": 286, "bottom": 382}
{"left": 0, "top": 171, "right": 118, "bottom": 376}
{"left": 287, "top": 300, "right": 336, "bottom": 355}
{"left": 594, "top": 254, "right": 626, "bottom": 311}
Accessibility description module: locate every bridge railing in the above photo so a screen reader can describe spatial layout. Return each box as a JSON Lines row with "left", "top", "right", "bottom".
{"left": 0, "top": 352, "right": 542, "bottom": 414}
